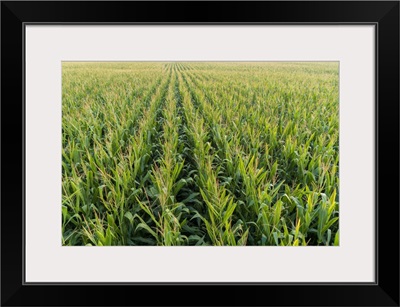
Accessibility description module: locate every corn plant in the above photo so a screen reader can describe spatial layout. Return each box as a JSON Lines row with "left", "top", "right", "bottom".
{"left": 62, "top": 62, "right": 339, "bottom": 246}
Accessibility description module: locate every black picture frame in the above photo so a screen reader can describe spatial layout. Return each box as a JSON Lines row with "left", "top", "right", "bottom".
{"left": 1, "top": 1, "right": 399, "bottom": 306}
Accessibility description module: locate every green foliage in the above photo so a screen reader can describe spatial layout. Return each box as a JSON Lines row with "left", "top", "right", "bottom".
{"left": 62, "top": 62, "right": 339, "bottom": 246}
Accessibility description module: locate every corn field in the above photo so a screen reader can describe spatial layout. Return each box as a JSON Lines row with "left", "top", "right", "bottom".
{"left": 62, "top": 62, "right": 339, "bottom": 246}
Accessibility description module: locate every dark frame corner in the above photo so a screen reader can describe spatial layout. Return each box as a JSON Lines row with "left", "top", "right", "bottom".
{"left": 1, "top": 1, "right": 399, "bottom": 306}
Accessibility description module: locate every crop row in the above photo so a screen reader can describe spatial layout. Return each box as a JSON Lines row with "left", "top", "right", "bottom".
{"left": 62, "top": 62, "right": 339, "bottom": 246}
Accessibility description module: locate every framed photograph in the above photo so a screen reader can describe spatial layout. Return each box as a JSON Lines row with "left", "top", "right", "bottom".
{"left": 1, "top": 1, "right": 399, "bottom": 306}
